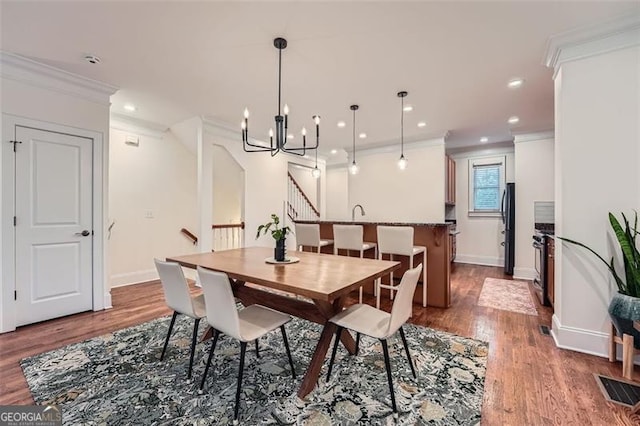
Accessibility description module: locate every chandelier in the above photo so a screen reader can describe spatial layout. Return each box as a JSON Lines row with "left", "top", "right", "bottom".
{"left": 241, "top": 37, "right": 320, "bottom": 157}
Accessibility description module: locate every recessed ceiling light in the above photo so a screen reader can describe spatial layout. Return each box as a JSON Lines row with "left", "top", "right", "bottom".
{"left": 508, "top": 116, "right": 520, "bottom": 124}
{"left": 287, "top": 134, "right": 294, "bottom": 139}
{"left": 480, "top": 137, "right": 489, "bottom": 143}
{"left": 331, "top": 149, "right": 337, "bottom": 154}
{"left": 359, "top": 133, "right": 367, "bottom": 139}
{"left": 403, "top": 105, "right": 413, "bottom": 112}
{"left": 84, "top": 54, "right": 101, "bottom": 64}
{"left": 417, "top": 121, "right": 427, "bottom": 128}
{"left": 337, "top": 121, "right": 346, "bottom": 128}
{"left": 124, "top": 104, "right": 137, "bottom": 112}
{"left": 508, "top": 78, "right": 524, "bottom": 89}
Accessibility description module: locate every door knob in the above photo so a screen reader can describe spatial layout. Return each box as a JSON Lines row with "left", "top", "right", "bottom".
{"left": 75, "top": 230, "right": 91, "bottom": 237}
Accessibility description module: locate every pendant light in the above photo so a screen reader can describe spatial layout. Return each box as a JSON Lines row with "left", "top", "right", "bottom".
{"left": 349, "top": 104, "right": 360, "bottom": 175}
{"left": 311, "top": 147, "right": 321, "bottom": 178}
{"left": 397, "top": 91, "right": 408, "bottom": 170}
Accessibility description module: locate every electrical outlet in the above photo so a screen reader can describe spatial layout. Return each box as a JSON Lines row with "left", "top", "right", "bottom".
{"left": 145, "top": 210, "right": 154, "bottom": 219}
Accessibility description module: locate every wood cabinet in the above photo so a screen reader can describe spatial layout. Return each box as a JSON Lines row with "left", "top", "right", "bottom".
{"left": 546, "top": 237, "right": 555, "bottom": 307}
{"left": 445, "top": 155, "right": 456, "bottom": 205}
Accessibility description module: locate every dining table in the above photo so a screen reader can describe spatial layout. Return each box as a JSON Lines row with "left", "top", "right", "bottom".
{"left": 166, "top": 246, "right": 400, "bottom": 399}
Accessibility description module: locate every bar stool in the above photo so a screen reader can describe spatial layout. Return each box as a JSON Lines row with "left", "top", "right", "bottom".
{"left": 332, "top": 224, "right": 377, "bottom": 303}
{"left": 295, "top": 223, "right": 333, "bottom": 253}
{"left": 376, "top": 226, "right": 427, "bottom": 309}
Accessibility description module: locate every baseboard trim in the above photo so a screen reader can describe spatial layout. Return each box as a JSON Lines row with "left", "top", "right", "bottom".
{"left": 514, "top": 267, "right": 537, "bottom": 281}
{"left": 103, "top": 291, "right": 113, "bottom": 309}
{"left": 551, "top": 314, "right": 609, "bottom": 358}
{"left": 110, "top": 269, "right": 158, "bottom": 288}
{"left": 454, "top": 254, "right": 503, "bottom": 267}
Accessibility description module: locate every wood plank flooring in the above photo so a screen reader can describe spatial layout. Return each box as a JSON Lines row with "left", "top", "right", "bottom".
{"left": 1, "top": 263, "right": 639, "bottom": 424}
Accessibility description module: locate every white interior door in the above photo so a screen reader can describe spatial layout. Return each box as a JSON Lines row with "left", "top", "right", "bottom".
{"left": 14, "top": 126, "right": 93, "bottom": 326}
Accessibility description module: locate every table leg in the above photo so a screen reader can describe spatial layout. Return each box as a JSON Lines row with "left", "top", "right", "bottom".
{"left": 297, "top": 297, "right": 355, "bottom": 399}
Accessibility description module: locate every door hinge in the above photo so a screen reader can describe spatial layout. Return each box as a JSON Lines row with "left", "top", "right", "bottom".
{"left": 13, "top": 216, "right": 16, "bottom": 226}
{"left": 9, "top": 140, "right": 22, "bottom": 153}
{"left": 14, "top": 290, "right": 17, "bottom": 300}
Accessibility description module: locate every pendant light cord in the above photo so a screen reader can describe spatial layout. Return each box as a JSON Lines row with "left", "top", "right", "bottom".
{"left": 278, "top": 48, "right": 282, "bottom": 116}
{"left": 352, "top": 108, "right": 356, "bottom": 162}
{"left": 401, "top": 96, "right": 404, "bottom": 156}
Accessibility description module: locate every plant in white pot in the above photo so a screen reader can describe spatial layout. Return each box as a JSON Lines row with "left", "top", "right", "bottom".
{"left": 256, "top": 214, "right": 291, "bottom": 262}
{"left": 559, "top": 212, "right": 640, "bottom": 348}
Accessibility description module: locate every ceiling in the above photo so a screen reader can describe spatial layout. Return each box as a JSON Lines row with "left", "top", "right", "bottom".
{"left": 1, "top": 1, "right": 638, "bottom": 156}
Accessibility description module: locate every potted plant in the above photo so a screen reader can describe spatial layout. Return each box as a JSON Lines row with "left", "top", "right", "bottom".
{"left": 256, "top": 214, "right": 291, "bottom": 262}
{"left": 559, "top": 212, "right": 640, "bottom": 347}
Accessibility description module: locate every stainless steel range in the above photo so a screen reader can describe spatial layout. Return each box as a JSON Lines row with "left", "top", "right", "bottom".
{"left": 532, "top": 230, "right": 551, "bottom": 306}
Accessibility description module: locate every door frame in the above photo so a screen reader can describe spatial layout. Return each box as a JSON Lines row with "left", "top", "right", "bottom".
{"left": 1, "top": 114, "right": 106, "bottom": 333}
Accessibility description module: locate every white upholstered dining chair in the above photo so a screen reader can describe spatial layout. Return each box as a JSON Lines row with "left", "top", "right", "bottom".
{"left": 197, "top": 267, "right": 296, "bottom": 425}
{"left": 326, "top": 264, "right": 422, "bottom": 415}
{"left": 154, "top": 258, "right": 207, "bottom": 381}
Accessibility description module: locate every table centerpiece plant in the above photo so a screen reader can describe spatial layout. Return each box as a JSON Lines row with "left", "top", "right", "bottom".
{"left": 256, "top": 214, "right": 291, "bottom": 262}
{"left": 559, "top": 211, "right": 640, "bottom": 347}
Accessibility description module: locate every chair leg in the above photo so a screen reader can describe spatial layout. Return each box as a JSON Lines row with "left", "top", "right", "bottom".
{"left": 327, "top": 326, "right": 343, "bottom": 381}
{"left": 399, "top": 326, "right": 416, "bottom": 379}
{"left": 280, "top": 325, "right": 296, "bottom": 379}
{"left": 380, "top": 339, "right": 398, "bottom": 413}
{"left": 161, "top": 311, "right": 179, "bottom": 361}
{"left": 199, "top": 329, "right": 220, "bottom": 391}
{"left": 234, "top": 342, "right": 247, "bottom": 424}
{"left": 609, "top": 322, "right": 617, "bottom": 362}
{"left": 623, "top": 333, "right": 634, "bottom": 380}
{"left": 188, "top": 318, "right": 201, "bottom": 380}
{"left": 255, "top": 339, "right": 260, "bottom": 358}
{"left": 355, "top": 332, "right": 361, "bottom": 356}
{"left": 422, "top": 251, "right": 427, "bottom": 308}
{"left": 409, "top": 256, "right": 414, "bottom": 318}
{"left": 390, "top": 254, "right": 395, "bottom": 301}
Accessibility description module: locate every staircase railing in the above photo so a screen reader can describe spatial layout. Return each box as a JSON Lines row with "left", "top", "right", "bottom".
{"left": 180, "top": 228, "right": 198, "bottom": 245}
{"left": 287, "top": 172, "right": 319, "bottom": 221}
{"left": 212, "top": 222, "right": 245, "bottom": 251}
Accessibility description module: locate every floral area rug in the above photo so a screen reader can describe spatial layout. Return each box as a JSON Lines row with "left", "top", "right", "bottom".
{"left": 477, "top": 278, "right": 538, "bottom": 316}
{"left": 21, "top": 314, "right": 488, "bottom": 425}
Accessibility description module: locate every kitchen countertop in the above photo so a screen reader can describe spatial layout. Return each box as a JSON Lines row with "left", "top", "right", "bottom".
{"left": 295, "top": 220, "right": 452, "bottom": 227}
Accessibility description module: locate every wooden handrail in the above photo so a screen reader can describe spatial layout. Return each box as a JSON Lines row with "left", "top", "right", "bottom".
{"left": 212, "top": 222, "right": 245, "bottom": 230}
{"left": 287, "top": 172, "right": 320, "bottom": 217}
{"left": 180, "top": 228, "right": 198, "bottom": 245}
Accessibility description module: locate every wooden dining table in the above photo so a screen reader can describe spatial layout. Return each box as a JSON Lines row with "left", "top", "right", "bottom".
{"left": 166, "top": 246, "right": 400, "bottom": 399}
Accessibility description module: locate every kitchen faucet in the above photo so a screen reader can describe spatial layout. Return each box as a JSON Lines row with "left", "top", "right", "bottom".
{"left": 352, "top": 204, "right": 365, "bottom": 221}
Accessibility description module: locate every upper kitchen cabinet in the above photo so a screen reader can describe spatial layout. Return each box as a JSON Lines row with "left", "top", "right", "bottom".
{"left": 445, "top": 154, "right": 456, "bottom": 205}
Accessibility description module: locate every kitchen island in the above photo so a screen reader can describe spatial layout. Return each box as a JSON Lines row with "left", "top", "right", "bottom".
{"left": 295, "top": 220, "right": 453, "bottom": 308}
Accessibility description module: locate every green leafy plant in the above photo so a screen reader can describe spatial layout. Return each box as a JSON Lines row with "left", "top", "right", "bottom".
{"left": 559, "top": 212, "right": 640, "bottom": 297}
{"left": 256, "top": 214, "right": 291, "bottom": 241}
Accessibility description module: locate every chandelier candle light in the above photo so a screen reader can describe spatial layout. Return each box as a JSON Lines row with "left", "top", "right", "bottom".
{"left": 349, "top": 104, "right": 360, "bottom": 175}
{"left": 397, "top": 91, "right": 408, "bottom": 170}
{"left": 241, "top": 37, "right": 320, "bottom": 156}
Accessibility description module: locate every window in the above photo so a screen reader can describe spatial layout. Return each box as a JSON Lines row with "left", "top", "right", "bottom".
{"left": 468, "top": 156, "right": 506, "bottom": 216}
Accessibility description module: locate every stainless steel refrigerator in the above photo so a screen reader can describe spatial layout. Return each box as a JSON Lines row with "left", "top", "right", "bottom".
{"left": 501, "top": 182, "right": 515, "bottom": 275}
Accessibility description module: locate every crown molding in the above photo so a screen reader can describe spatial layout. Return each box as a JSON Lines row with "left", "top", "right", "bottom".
{"left": 346, "top": 136, "right": 446, "bottom": 160}
{"left": 513, "top": 130, "right": 555, "bottom": 144}
{"left": 0, "top": 51, "right": 118, "bottom": 105}
{"left": 544, "top": 13, "right": 640, "bottom": 78}
{"left": 448, "top": 143, "right": 514, "bottom": 160}
{"left": 110, "top": 113, "right": 168, "bottom": 139}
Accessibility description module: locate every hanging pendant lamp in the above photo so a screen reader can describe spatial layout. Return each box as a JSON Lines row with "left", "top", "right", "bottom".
{"left": 349, "top": 105, "right": 360, "bottom": 175}
{"left": 397, "top": 91, "right": 408, "bottom": 170}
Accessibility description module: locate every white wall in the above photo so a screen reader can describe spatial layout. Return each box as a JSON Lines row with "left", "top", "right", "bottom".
{"left": 0, "top": 53, "right": 116, "bottom": 332}
{"left": 326, "top": 166, "right": 349, "bottom": 220}
{"left": 212, "top": 145, "right": 243, "bottom": 224}
{"left": 348, "top": 140, "right": 445, "bottom": 223}
{"left": 514, "top": 134, "right": 555, "bottom": 279}
{"left": 452, "top": 148, "right": 515, "bottom": 266}
{"left": 552, "top": 44, "right": 640, "bottom": 356}
{"left": 108, "top": 126, "right": 198, "bottom": 287}
{"left": 288, "top": 163, "right": 319, "bottom": 209}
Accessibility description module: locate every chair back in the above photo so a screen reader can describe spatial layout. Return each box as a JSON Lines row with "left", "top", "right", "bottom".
{"left": 387, "top": 264, "right": 423, "bottom": 335}
{"left": 197, "top": 266, "right": 242, "bottom": 340}
{"left": 295, "top": 223, "right": 321, "bottom": 248}
{"left": 154, "top": 258, "right": 197, "bottom": 317}
{"left": 333, "top": 224, "right": 364, "bottom": 252}
{"left": 377, "top": 226, "right": 415, "bottom": 256}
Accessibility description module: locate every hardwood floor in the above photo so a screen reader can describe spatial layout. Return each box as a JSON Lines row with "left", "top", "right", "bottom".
{"left": 1, "top": 263, "right": 638, "bottom": 424}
